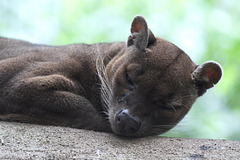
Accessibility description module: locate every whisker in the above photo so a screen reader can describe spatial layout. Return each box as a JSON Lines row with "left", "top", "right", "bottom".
{"left": 151, "top": 124, "right": 176, "bottom": 128}
{"left": 95, "top": 44, "right": 113, "bottom": 114}
{"left": 150, "top": 124, "right": 177, "bottom": 135}
{"left": 181, "top": 94, "right": 195, "bottom": 98}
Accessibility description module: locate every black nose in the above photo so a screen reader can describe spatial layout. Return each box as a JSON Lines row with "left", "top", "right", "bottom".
{"left": 114, "top": 109, "right": 141, "bottom": 134}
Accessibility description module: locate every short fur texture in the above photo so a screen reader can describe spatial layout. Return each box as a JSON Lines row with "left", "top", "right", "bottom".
{"left": 0, "top": 16, "right": 222, "bottom": 137}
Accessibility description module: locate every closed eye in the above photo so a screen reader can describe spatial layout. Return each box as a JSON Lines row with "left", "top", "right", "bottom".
{"left": 118, "top": 72, "right": 135, "bottom": 103}
{"left": 126, "top": 72, "right": 135, "bottom": 89}
{"left": 161, "top": 104, "right": 182, "bottom": 113}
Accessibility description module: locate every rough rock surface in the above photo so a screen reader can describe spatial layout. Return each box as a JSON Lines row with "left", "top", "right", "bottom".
{"left": 0, "top": 121, "right": 239, "bottom": 159}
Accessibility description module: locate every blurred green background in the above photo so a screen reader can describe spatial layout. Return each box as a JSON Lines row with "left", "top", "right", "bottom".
{"left": 0, "top": 0, "right": 239, "bottom": 140}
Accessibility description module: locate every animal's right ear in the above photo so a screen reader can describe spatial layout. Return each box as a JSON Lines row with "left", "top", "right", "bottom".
{"left": 192, "top": 61, "right": 222, "bottom": 96}
{"left": 127, "top": 16, "right": 156, "bottom": 51}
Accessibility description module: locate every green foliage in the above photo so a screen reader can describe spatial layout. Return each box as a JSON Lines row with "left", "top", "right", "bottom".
{"left": 0, "top": 0, "right": 239, "bottom": 140}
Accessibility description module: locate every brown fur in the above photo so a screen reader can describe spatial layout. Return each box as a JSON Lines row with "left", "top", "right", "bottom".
{"left": 0, "top": 16, "right": 222, "bottom": 137}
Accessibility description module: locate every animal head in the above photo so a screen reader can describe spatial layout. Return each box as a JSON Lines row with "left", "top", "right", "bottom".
{"left": 101, "top": 16, "right": 222, "bottom": 137}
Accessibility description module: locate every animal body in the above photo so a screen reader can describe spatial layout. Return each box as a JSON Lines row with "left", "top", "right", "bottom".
{"left": 0, "top": 16, "right": 222, "bottom": 137}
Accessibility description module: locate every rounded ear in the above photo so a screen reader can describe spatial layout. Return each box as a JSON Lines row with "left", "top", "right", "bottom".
{"left": 127, "top": 16, "right": 156, "bottom": 51}
{"left": 147, "top": 29, "right": 157, "bottom": 47}
{"left": 192, "top": 61, "right": 222, "bottom": 96}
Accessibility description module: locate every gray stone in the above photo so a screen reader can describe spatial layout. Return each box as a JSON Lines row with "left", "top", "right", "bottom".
{"left": 0, "top": 121, "right": 239, "bottom": 159}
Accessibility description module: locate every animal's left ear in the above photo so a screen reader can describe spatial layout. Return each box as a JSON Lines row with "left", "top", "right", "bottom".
{"left": 192, "top": 61, "right": 222, "bottom": 96}
{"left": 127, "top": 16, "right": 156, "bottom": 51}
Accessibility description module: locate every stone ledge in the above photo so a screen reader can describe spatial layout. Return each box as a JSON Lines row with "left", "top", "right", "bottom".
{"left": 0, "top": 121, "right": 239, "bottom": 159}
